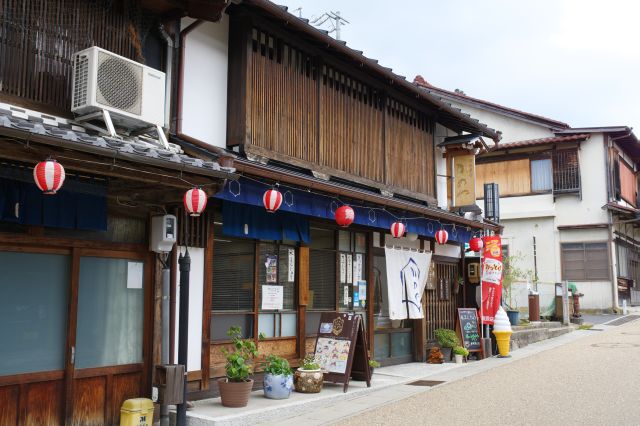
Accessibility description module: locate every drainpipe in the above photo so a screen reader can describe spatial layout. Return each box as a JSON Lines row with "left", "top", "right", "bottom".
{"left": 158, "top": 23, "right": 173, "bottom": 129}
{"left": 609, "top": 210, "right": 619, "bottom": 311}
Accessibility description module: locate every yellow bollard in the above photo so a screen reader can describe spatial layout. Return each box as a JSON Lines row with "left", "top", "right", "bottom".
{"left": 120, "top": 398, "right": 154, "bottom": 426}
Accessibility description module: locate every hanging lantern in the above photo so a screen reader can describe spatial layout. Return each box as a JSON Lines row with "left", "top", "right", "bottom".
{"left": 184, "top": 188, "right": 207, "bottom": 217}
{"left": 33, "top": 159, "right": 65, "bottom": 194}
{"left": 263, "top": 188, "right": 283, "bottom": 213}
{"left": 335, "top": 205, "right": 355, "bottom": 227}
{"left": 390, "top": 221, "right": 406, "bottom": 238}
{"left": 469, "top": 237, "right": 484, "bottom": 252}
{"left": 435, "top": 229, "right": 448, "bottom": 245}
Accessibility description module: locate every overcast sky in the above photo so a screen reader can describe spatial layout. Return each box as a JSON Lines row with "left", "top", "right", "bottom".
{"left": 277, "top": 0, "right": 640, "bottom": 131}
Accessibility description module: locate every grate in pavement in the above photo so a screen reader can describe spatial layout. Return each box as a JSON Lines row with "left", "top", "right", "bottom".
{"left": 604, "top": 315, "right": 640, "bottom": 326}
{"left": 406, "top": 380, "right": 445, "bottom": 387}
{"left": 591, "top": 342, "right": 640, "bottom": 348}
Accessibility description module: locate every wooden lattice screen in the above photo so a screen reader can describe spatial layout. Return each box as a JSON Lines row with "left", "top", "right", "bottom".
{"left": 552, "top": 149, "right": 581, "bottom": 193}
{"left": 0, "top": 0, "right": 156, "bottom": 114}
{"left": 425, "top": 262, "right": 459, "bottom": 341}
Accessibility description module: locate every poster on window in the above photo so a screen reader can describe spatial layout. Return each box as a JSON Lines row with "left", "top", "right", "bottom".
{"left": 287, "top": 249, "right": 295, "bottom": 282}
{"left": 315, "top": 337, "right": 351, "bottom": 374}
{"left": 262, "top": 285, "right": 284, "bottom": 310}
{"left": 265, "top": 255, "right": 278, "bottom": 283}
{"left": 480, "top": 235, "right": 503, "bottom": 324}
{"left": 384, "top": 247, "right": 432, "bottom": 319}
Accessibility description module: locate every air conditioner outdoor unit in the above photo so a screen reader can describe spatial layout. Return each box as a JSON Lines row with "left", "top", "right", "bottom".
{"left": 71, "top": 46, "right": 165, "bottom": 131}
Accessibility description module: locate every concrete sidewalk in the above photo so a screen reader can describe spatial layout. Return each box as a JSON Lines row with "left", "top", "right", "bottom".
{"left": 180, "top": 323, "right": 601, "bottom": 426}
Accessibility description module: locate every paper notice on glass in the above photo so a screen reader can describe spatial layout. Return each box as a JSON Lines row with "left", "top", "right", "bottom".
{"left": 343, "top": 286, "right": 349, "bottom": 306}
{"left": 288, "top": 248, "right": 295, "bottom": 282}
{"left": 358, "top": 280, "right": 367, "bottom": 300}
{"left": 261, "top": 285, "right": 283, "bottom": 310}
{"left": 127, "top": 261, "right": 144, "bottom": 289}
{"left": 265, "top": 254, "right": 278, "bottom": 283}
{"left": 340, "top": 253, "right": 347, "bottom": 283}
{"left": 346, "top": 254, "right": 353, "bottom": 283}
{"left": 354, "top": 254, "right": 363, "bottom": 281}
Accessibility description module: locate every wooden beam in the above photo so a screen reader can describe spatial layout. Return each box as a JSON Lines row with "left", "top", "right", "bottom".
{"left": 297, "top": 245, "right": 309, "bottom": 357}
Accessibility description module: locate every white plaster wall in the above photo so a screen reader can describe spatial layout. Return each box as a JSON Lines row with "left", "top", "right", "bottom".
{"left": 181, "top": 16, "right": 229, "bottom": 149}
{"left": 434, "top": 243, "right": 461, "bottom": 258}
{"left": 445, "top": 100, "right": 556, "bottom": 142}
{"left": 173, "top": 246, "right": 204, "bottom": 372}
{"left": 476, "top": 193, "right": 555, "bottom": 220}
{"left": 434, "top": 123, "right": 457, "bottom": 209}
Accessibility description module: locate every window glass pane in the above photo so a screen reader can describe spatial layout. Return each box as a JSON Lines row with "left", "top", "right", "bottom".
{"left": 0, "top": 252, "right": 69, "bottom": 375}
{"left": 211, "top": 314, "right": 254, "bottom": 341}
{"left": 338, "top": 231, "right": 351, "bottom": 251}
{"left": 390, "top": 331, "right": 412, "bottom": 357}
{"left": 258, "top": 244, "right": 296, "bottom": 311}
{"left": 355, "top": 233, "right": 367, "bottom": 253}
{"left": 279, "top": 246, "right": 295, "bottom": 310}
{"left": 281, "top": 313, "right": 297, "bottom": 337}
{"left": 258, "top": 314, "right": 275, "bottom": 338}
{"left": 531, "top": 159, "right": 552, "bottom": 191}
{"left": 305, "top": 311, "right": 323, "bottom": 335}
{"left": 562, "top": 242, "right": 610, "bottom": 280}
{"left": 76, "top": 257, "right": 144, "bottom": 368}
{"left": 310, "top": 228, "right": 334, "bottom": 249}
{"left": 374, "top": 333, "right": 390, "bottom": 359}
{"left": 309, "top": 249, "right": 336, "bottom": 310}
{"left": 213, "top": 237, "right": 255, "bottom": 311}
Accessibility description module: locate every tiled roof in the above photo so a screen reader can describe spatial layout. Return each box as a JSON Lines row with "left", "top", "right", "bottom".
{"left": 493, "top": 134, "right": 590, "bottom": 150}
{"left": 0, "top": 103, "right": 236, "bottom": 178}
{"left": 414, "top": 75, "right": 569, "bottom": 129}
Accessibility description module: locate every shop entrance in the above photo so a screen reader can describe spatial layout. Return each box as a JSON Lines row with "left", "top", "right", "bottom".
{"left": 372, "top": 250, "right": 414, "bottom": 366}
{"left": 0, "top": 243, "right": 152, "bottom": 425}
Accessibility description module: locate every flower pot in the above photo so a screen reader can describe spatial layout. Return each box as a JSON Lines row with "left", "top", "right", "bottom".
{"left": 506, "top": 310, "right": 520, "bottom": 326}
{"left": 263, "top": 373, "right": 293, "bottom": 399}
{"left": 454, "top": 354, "right": 463, "bottom": 364}
{"left": 294, "top": 369, "right": 323, "bottom": 393}
{"left": 218, "top": 378, "right": 253, "bottom": 407}
{"left": 440, "top": 347, "right": 452, "bottom": 362}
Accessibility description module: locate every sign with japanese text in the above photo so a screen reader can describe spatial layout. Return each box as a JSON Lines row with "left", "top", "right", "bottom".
{"left": 452, "top": 154, "right": 476, "bottom": 207}
{"left": 481, "top": 235, "right": 503, "bottom": 324}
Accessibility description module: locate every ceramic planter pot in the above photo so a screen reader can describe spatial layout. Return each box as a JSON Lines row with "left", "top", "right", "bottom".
{"left": 440, "top": 347, "right": 452, "bottom": 362}
{"left": 454, "top": 354, "right": 463, "bottom": 364}
{"left": 294, "top": 369, "right": 323, "bottom": 393}
{"left": 218, "top": 378, "right": 253, "bottom": 407}
{"left": 263, "top": 373, "right": 294, "bottom": 399}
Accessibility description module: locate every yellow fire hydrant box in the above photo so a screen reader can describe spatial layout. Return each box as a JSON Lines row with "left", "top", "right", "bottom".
{"left": 120, "top": 398, "right": 154, "bottom": 426}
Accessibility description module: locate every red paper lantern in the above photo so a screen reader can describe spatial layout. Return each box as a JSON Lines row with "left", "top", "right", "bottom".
{"left": 435, "top": 229, "right": 448, "bottom": 245}
{"left": 335, "top": 205, "right": 355, "bottom": 227}
{"left": 469, "top": 237, "right": 484, "bottom": 252}
{"left": 390, "top": 222, "right": 406, "bottom": 238}
{"left": 184, "top": 188, "right": 207, "bottom": 217}
{"left": 263, "top": 189, "right": 283, "bottom": 213}
{"left": 33, "top": 159, "right": 65, "bottom": 194}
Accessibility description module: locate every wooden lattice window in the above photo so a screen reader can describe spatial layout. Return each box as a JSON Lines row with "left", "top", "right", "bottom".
{"left": 552, "top": 149, "right": 581, "bottom": 193}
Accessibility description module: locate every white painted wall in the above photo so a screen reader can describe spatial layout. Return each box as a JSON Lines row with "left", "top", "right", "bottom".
{"left": 434, "top": 123, "right": 456, "bottom": 209}
{"left": 445, "top": 100, "right": 557, "bottom": 143}
{"left": 173, "top": 246, "right": 204, "bottom": 372}
{"left": 181, "top": 16, "right": 229, "bottom": 149}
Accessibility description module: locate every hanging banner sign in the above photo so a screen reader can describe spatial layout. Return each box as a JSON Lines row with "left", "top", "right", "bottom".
{"left": 384, "top": 247, "right": 432, "bottom": 319}
{"left": 480, "top": 235, "right": 503, "bottom": 324}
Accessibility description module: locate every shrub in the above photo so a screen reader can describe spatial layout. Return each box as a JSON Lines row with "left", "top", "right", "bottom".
{"left": 221, "top": 326, "right": 258, "bottom": 382}
{"left": 368, "top": 359, "right": 381, "bottom": 368}
{"left": 453, "top": 346, "right": 469, "bottom": 356}
{"left": 262, "top": 354, "right": 293, "bottom": 376}
{"left": 434, "top": 328, "right": 460, "bottom": 348}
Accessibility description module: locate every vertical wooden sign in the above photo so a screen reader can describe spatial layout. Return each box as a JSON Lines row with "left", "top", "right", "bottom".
{"left": 314, "top": 312, "right": 371, "bottom": 392}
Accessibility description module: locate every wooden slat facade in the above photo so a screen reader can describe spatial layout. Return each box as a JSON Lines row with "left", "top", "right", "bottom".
{"left": 476, "top": 159, "right": 531, "bottom": 197}
{"left": 230, "top": 15, "right": 436, "bottom": 202}
{"left": 425, "top": 261, "right": 460, "bottom": 342}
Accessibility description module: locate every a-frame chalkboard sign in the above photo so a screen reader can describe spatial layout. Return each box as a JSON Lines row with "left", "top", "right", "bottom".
{"left": 314, "top": 312, "right": 371, "bottom": 392}
{"left": 456, "top": 308, "right": 483, "bottom": 359}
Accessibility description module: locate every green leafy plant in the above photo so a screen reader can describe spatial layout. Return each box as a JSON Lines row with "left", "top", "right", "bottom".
{"left": 453, "top": 346, "right": 469, "bottom": 357}
{"left": 300, "top": 354, "right": 321, "bottom": 370}
{"left": 262, "top": 354, "right": 292, "bottom": 376}
{"left": 368, "top": 359, "right": 381, "bottom": 368}
{"left": 220, "top": 326, "right": 259, "bottom": 382}
{"left": 502, "top": 253, "right": 533, "bottom": 310}
{"left": 434, "top": 328, "right": 460, "bottom": 348}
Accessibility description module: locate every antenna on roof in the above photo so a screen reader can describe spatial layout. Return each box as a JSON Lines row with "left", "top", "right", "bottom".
{"left": 292, "top": 7, "right": 303, "bottom": 18}
{"left": 311, "top": 10, "right": 349, "bottom": 40}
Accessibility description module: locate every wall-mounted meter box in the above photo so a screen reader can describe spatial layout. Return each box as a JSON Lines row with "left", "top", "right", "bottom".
{"left": 150, "top": 215, "right": 177, "bottom": 253}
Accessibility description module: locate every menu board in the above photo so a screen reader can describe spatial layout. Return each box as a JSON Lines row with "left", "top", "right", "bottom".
{"left": 456, "top": 308, "right": 482, "bottom": 353}
{"left": 314, "top": 312, "right": 371, "bottom": 392}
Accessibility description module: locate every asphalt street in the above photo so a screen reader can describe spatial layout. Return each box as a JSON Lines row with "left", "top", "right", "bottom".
{"left": 339, "top": 318, "right": 640, "bottom": 426}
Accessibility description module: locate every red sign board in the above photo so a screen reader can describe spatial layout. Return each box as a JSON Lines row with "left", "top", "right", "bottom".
{"left": 480, "top": 235, "right": 503, "bottom": 324}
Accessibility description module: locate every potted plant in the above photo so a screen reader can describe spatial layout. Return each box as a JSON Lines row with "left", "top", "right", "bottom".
{"left": 502, "top": 253, "right": 531, "bottom": 325}
{"left": 453, "top": 346, "right": 469, "bottom": 364}
{"left": 368, "top": 359, "right": 380, "bottom": 374}
{"left": 294, "top": 354, "right": 323, "bottom": 393}
{"left": 261, "top": 354, "right": 293, "bottom": 400}
{"left": 218, "top": 326, "right": 258, "bottom": 407}
{"left": 434, "top": 328, "right": 460, "bottom": 362}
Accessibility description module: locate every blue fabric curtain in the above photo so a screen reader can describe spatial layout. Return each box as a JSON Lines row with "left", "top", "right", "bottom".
{"left": 215, "top": 178, "right": 474, "bottom": 243}
{"left": 222, "top": 201, "right": 310, "bottom": 243}
{"left": 0, "top": 177, "right": 107, "bottom": 231}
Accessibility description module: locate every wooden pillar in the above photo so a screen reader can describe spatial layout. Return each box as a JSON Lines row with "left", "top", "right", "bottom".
{"left": 297, "top": 245, "right": 309, "bottom": 357}
{"left": 200, "top": 216, "right": 214, "bottom": 390}
{"left": 366, "top": 232, "right": 374, "bottom": 355}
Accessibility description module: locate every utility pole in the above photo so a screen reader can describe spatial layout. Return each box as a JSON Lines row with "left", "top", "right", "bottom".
{"left": 310, "top": 10, "right": 349, "bottom": 41}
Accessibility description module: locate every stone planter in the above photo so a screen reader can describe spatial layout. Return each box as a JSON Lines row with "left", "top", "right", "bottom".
{"left": 454, "top": 354, "right": 463, "bottom": 364}
{"left": 218, "top": 378, "right": 253, "bottom": 408}
{"left": 294, "top": 369, "right": 323, "bottom": 393}
{"left": 263, "top": 373, "right": 293, "bottom": 400}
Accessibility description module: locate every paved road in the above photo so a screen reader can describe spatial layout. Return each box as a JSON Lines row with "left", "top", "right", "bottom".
{"left": 339, "top": 319, "right": 640, "bottom": 426}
